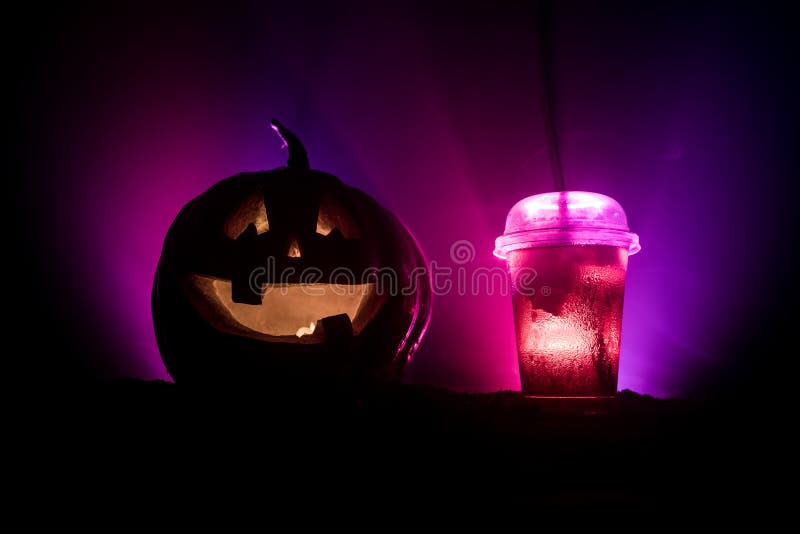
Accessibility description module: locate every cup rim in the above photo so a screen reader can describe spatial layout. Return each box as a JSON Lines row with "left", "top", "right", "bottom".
{"left": 494, "top": 227, "right": 641, "bottom": 259}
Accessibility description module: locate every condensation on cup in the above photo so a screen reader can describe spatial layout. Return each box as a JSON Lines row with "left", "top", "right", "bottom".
{"left": 495, "top": 192, "right": 640, "bottom": 398}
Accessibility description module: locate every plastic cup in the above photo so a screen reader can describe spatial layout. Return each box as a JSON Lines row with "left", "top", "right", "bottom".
{"left": 494, "top": 192, "right": 640, "bottom": 397}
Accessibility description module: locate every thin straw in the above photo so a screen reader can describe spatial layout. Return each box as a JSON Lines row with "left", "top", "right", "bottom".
{"left": 542, "top": 97, "right": 565, "bottom": 192}
{"left": 536, "top": 1, "right": 566, "bottom": 191}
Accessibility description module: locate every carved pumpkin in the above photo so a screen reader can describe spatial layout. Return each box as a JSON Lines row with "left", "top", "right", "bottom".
{"left": 153, "top": 120, "right": 431, "bottom": 388}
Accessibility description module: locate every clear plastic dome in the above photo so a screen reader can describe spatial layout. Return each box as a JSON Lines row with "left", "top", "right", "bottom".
{"left": 494, "top": 191, "right": 640, "bottom": 259}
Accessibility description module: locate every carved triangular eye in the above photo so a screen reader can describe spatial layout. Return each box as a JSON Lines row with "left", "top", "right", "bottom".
{"left": 316, "top": 193, "right": 359, "bottom": 238}
{"left": 225, "top": 191, "right": 269, "bottom": 239}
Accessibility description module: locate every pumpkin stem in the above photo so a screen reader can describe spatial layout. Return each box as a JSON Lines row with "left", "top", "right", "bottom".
{"left": 270, "top": 118, "right": 310, "bottom": 170}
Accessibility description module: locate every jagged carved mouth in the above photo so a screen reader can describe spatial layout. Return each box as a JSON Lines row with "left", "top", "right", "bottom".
{"left": 182, "top": 273, "right": 387, "bottom": 344}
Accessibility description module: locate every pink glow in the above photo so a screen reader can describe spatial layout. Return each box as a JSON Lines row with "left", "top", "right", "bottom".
{"left": 26, "top": 4, "right": 782, "bottom": 397}
{"left": 523, "top": 191, "right": 608, "bottom": 216}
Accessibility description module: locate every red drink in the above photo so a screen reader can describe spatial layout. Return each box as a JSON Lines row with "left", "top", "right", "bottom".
{"left": 495, "top": 192, "right": 640, "bottom": 398}
{"left": 509, "top": 245, "right": 628, "bottom": 396}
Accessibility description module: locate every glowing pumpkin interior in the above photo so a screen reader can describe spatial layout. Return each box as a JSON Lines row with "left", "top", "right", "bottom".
{"left": 181, "top": 188, "right": 387, "bottom": 344}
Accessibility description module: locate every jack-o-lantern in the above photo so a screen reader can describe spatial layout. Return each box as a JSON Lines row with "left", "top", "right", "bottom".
{"left": 153, "top": 120, "right": 432, "bottom": 388}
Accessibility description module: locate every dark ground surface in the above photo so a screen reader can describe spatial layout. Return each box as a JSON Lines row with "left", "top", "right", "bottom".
{"left": 17, "top": 379, "right": 774, "bottom": 510}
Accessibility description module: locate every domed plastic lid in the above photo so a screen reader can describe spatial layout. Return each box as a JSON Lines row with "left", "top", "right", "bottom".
{"left": 494, "top": 191, "right": 640, "bottom": 259}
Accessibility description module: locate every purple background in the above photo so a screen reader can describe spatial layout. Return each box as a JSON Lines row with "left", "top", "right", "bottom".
{"left": 14, "top": 2, "right": 793, "bottom": 397}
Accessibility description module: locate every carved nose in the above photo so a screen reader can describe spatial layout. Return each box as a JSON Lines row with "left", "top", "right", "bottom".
{"left": 287, "top": 236, "right": 302, "bottom": 258}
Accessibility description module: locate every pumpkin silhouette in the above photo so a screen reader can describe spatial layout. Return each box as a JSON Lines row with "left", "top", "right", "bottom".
{"left": 153, "top": 120, "right": 431, "bottom": 389}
